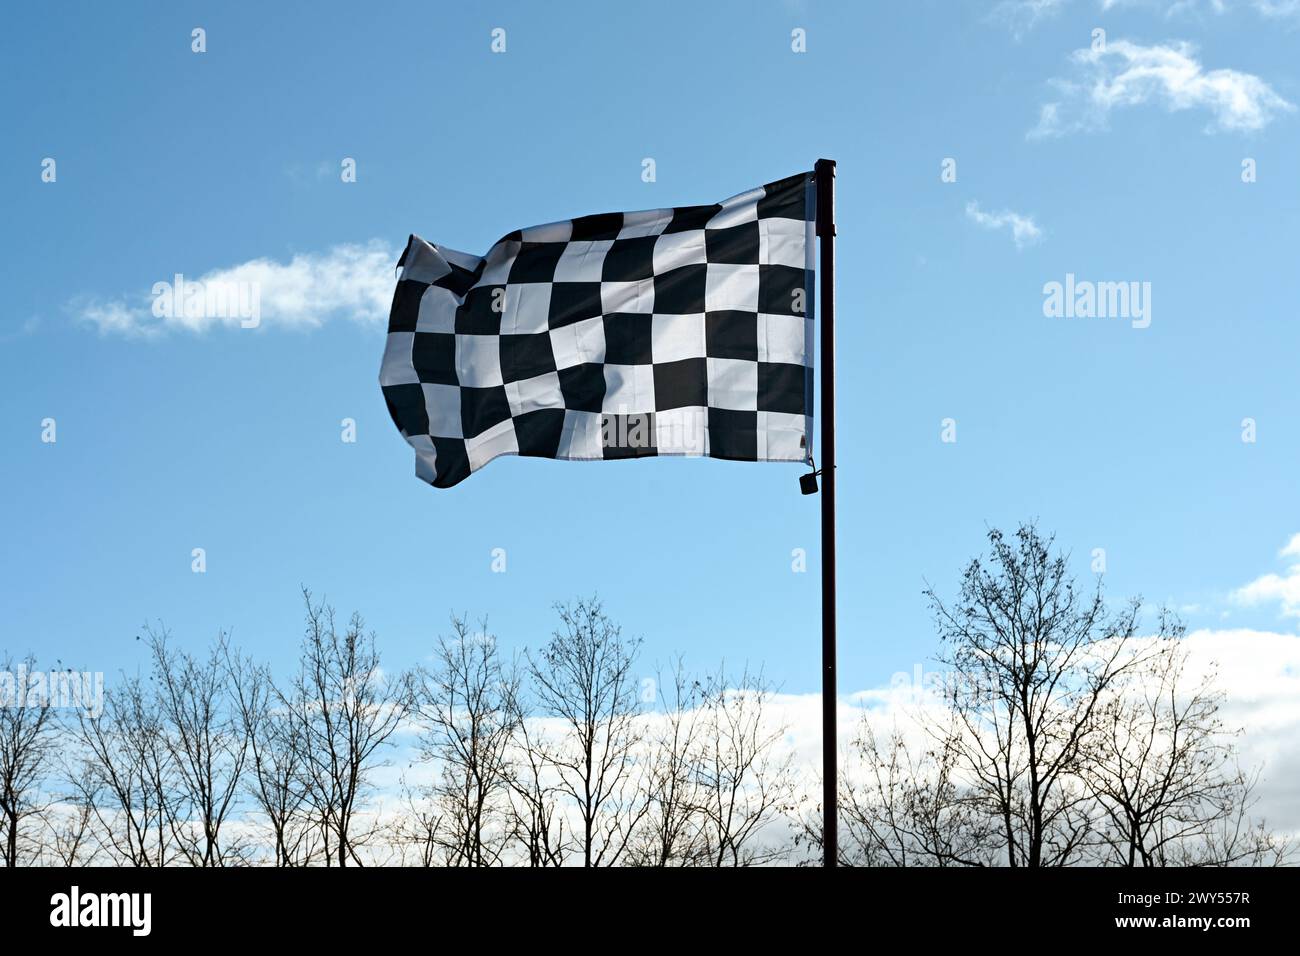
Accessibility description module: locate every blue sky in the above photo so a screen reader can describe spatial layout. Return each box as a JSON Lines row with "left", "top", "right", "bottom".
{"left": 2, "top": 0, "right": 1299, "bottom": 695}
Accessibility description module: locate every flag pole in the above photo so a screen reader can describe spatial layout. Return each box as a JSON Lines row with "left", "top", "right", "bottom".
{"left": 814, "top": 157, "right": 838, "bottom": 868}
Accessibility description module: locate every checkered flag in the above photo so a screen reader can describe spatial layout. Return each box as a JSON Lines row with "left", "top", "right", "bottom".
{"left": 380, "top": 171, "right": 815, "bottom": 488}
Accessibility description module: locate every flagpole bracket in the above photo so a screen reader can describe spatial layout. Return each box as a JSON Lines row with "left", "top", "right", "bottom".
{"left": 800, "top": 457, "right": 823, "bottom": 495}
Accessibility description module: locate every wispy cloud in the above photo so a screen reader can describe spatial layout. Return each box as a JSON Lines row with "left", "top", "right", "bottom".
{"left": 1231, "top": 534, "right": 1300, "bottom": 618}
{"left": 77, "top": 241, "right": 398, "bottom": 337}
{"left": 964, "top": 200, "right": 1044, "bottom": 249}
{"left": 1030, "top": 39, "right": 1294, "bottom": 137}
{"left": 990, "top": 0, "right": 1069, "bottom": 38}
{"left": 1101, "top": 0, "right": 1228, "bottom": 16}
{"left": 1151, "top": 0, "right": 1300, "bottom": 17}
{"left": 996, "top": 0, "right": 1300, "bottom": 34}
{"left": 0, "top": 315, "right": 41, "bottom": 343}
{"left": 1253, "top": 0, "right": 1300, "bottom": 15}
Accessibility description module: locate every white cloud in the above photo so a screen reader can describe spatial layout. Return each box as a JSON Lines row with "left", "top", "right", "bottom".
{"left": 81, "top": 301, "right": 142, "bottom": 336}
{"left": 997, "top": 0, "right": 1300, "bottom": 31}
{"left": 758, "top": 625, "right": 1300, "bottom": 839}
{"left": 1232, "top": 534, "right": 1300, "bottom": 617}
{"left": 78, "top": 240, "right": 398, "bottom": 337}
{"left": 45, "top": 621, "right": 1300, "bottom": 866}
{"left": 1179, "top": 628, "right": 1300, "bottom": 824}
{"left": 1031, "top": 39, "right": 1294, "bottom": 137}
{"left": 1161, "top": 0, "right": 1300, "bottom": 15}
{"left": 990, "top": 0, "right": 1070, "bottom": 38}
{"left": 1102, "top": 0, "right": 1228, "bottom": 14}
{"left": 1253, "top": 0, "right": 1300, "bottom": 15}
{"left": 964, "top": 200, "right": 1044, "bottom": 249}
{"left": 1280, "top": 533, "right": 1300, "bottom": 558}
{"left": 0, "top": 315, "right": 43, "bottom": 343}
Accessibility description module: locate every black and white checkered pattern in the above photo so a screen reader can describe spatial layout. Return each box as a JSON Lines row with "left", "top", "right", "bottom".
{"left": 380, "top": 172, "right": 815, "bottom": 488}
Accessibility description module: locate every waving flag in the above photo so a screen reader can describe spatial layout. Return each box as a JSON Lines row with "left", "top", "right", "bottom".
{"left": 380, "top": 172, "right": 815, "bottom": 488}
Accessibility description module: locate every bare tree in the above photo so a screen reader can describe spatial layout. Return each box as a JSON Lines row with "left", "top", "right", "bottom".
{"left": 1087, "top": 625, "right": 1293, "bottom": 866}
{"left": 14, "top": 564, "right": 1287, "bottom": 870}
{"left": 925, "top": 524, "right": 1155, "bottom": 867}
{"left": 1169, "top": 775, "right": 1294, "bottom": 867}
{"left": 40, "top": 763, "right": 99, "bottom": 867}
{"left": 226, "top": 646, "right": 319, "bottom": 866}
{"left": 526, "top": 598, "right": 647, "bottom": 867}
{"left": 503, "top": 690, "right": 569, "bottom": 868}
{"left": 0, "top": 654, "right": 57, "bottom": 866}
{"left": 409, "top": 616, "right": 519, "bottom": 866}
{"left": 836, "top": 720, "right": 998, "bottom": 867}
{"left": 283, "top": 590, "right": 408, "bottom": 867}
{"left": 626, "top": 659, "right": 709, "bottom": 867}
{"left": 693, "top": 667, "right": 796, "bottom": 866}
{"left": 72, "top": 675, "right": 176, "bottom": 866}
{"left": 390, "top": 774, "right": 449, "bottom": 866}
{"left": 148, "top": 627, "right": 249, "bottom": 866}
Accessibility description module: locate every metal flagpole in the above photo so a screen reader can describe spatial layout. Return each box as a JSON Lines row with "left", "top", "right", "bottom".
{"left": 814, "top": 158, "right": 837, "bottom": 868}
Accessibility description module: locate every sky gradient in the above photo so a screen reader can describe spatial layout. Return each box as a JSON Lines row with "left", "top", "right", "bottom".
{"left": 2, "top": 0, "right": 1299, "bottom": 711}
